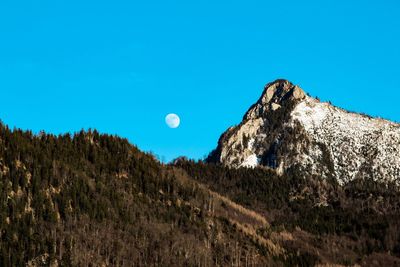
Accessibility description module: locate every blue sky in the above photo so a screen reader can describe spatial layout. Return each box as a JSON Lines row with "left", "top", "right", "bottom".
{"left": 1, "top": 1, "right": 399, "bottom": 161}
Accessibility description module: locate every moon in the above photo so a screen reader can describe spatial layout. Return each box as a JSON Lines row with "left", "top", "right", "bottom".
{"left": 165, "top": 113, "right": 180, "bottom": 128}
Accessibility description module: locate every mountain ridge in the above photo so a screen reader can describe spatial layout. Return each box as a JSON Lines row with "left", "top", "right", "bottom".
{"left": 208, "top": 79, "right": 400, "bottom": 185}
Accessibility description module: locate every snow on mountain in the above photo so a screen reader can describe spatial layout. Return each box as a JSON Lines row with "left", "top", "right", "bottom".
{"left": 209, "top": 79, "right": 400, "bottom": 184}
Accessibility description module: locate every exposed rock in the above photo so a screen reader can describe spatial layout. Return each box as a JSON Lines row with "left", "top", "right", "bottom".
{"left": 271, "top": 103, "right": 281, "bottom": 111}
{"left": 208, "top": 79, "right": 400, "bottom": 185}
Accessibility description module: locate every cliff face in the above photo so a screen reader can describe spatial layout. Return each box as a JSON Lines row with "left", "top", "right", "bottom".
{"left": 209, "top": 79, "right": 400, "bottom": 184}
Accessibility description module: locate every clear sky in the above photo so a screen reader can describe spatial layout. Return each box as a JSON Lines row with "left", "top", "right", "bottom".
{"left": 1, "top": 1, "right": 399, "bottom": 162}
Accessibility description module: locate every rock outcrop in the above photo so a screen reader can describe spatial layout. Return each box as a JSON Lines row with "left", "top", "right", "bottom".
{"left": 208, "top": 79, "right": 400, "bottom": 185}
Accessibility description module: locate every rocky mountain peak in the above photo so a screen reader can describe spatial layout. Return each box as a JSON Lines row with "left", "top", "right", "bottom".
{"left": 244, "top": 79, "right": 305, "bottom": 120}
{"left": 208, "top": 80, "right": 400, "bottom": 185}
{"left": 260, "top": 79, "right": 305, "bottom": 105}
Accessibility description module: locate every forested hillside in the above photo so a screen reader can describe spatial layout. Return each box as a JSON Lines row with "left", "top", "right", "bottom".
{"left": 0, "top": 122, "right": 299, "bottom": 266}
{"left": 175, "top": 158, "right": 400, "bottom": 266}
{"left": 1, "top": 121, "right": 400, "bottom": 266}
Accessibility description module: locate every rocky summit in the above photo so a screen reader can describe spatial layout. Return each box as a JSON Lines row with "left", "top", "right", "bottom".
{"left": 208, "top": 79, "right": 400, "bottom": 185}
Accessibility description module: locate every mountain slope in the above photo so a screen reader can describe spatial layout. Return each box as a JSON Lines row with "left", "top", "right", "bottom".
{"left": 176, "top": 158, "right": 400, "bottom": 266}
{"left": 0, "top": 122, "right": 298, "bottom": 266}
{"left": 208, "top": 79, "right": 400, "bottom": 184}
{"left": 2, "top": 119, "right": 400, "bottom": 266}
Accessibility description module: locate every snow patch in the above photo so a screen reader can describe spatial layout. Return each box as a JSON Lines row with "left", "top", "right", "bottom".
{"left": 290, "top": 96, "right": 400, "bottom": 184}
{"left": 240, "top": 154, "right": 259, "bottom": 168}
{"left": 248, "top": 138, "right": 255, "bottom": 150}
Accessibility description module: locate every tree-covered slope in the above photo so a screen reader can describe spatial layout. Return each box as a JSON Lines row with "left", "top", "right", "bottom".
{"left": 0, "top": 122, "right": 293, "bottom": 266}
{"left": 1, "top": 121, "right": 400, "bottom": 266}
{"left": 175, "top": 158, "right": 400, "bottom": 266}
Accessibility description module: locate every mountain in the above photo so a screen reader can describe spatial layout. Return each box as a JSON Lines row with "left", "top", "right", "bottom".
{"left": 208, "top": 79, "right": 400, "bottom": 185}
{"left": 2, "top": 86, "right": 400, "bottom": 267}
